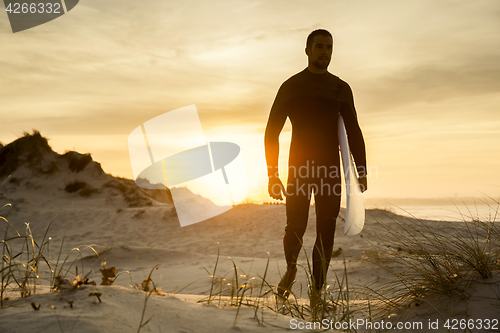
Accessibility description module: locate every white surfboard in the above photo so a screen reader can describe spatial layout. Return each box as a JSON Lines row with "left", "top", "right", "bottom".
{"left": 338, "top": 115, "right": 365, "bottom": 236}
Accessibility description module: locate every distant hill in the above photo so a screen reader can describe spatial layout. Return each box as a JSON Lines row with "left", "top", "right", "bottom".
{"left": 0, "top": 131, "right": 173, "bottom": 207}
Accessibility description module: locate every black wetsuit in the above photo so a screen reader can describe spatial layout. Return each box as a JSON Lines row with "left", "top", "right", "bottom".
{"left": 264, "top": 68, "right": 366, "bottom": 290}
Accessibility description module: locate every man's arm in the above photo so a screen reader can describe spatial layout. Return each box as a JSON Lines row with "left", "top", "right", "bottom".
{"left": 264, "top": 85, "right": 288, "bottom": 199}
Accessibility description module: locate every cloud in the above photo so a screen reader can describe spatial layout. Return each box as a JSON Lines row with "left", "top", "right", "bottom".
{"left": 359, "top": 54, "right": 500, "bottom": 112}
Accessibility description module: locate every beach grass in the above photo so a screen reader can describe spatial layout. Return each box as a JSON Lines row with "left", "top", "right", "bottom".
{"left": 197, "top": 241, "right": 361, "bottom": 330}
{"left": 0, "top": 204, "right": 105, "bottom": 307}
{"left": 362, "top": 200, "right": 500, "bottom": 319}
{"left": 1, "top": 209, "right": 55, "bottom": 306}
{"left": 0, "top": 201, "right": 167, "bottom": 332}
{"left": 192, "top": 200, "right": 500, "bottom": 331}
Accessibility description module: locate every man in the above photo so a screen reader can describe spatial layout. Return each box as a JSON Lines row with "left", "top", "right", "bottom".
{"left": 264, "top": 29, "right": 367, "bottom": 305}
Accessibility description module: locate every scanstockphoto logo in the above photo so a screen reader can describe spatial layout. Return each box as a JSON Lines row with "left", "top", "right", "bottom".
{"left": 3, "top": 0, "right": 79, "bottom": 33}
{"left": 128, "top": 105, "right": 248, "bottom": 227}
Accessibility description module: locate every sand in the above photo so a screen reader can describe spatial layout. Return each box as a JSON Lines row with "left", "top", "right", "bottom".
{"left": 0, "top": 133, "right": 499, "bottom": 332}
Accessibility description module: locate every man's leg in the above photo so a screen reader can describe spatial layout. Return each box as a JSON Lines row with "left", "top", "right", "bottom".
{"left": 278, "top": 180, "right": 311, "bottom": 296}
{"left": 311, "top": 179, "right": 341, "bottom": 291}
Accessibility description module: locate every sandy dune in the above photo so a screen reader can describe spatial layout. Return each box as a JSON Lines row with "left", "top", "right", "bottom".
{"left": 1, "top": 133, "right": 499, "bottom": 332}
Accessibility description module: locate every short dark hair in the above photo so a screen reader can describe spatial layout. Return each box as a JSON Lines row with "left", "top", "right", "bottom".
{"left": 306, "top": 29, "right": 333, "bottom": 50}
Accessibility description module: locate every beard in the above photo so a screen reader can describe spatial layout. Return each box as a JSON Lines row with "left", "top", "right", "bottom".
{"left": 311, "top": 57, "right": 330, "bottom": 69}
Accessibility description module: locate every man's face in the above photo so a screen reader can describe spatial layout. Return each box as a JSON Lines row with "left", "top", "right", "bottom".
{"left": 306, "top": 35, "right": 333, "bottom": 70}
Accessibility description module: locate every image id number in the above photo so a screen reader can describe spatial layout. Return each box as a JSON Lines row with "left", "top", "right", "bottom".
{"left": 5, "top": 2, "right": 62, "bottom": 14}
{"left": 444, "top": 318, "right": 499, "bottom": 330}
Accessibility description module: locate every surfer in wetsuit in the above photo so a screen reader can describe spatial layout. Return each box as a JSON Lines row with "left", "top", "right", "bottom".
{"left": 264, "top": 29, "right": 367, "bottom": 305}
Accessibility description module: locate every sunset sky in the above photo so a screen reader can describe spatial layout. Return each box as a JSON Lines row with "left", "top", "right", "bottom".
{"left": 1, "top": 0, "right": 499, "bottom": 203}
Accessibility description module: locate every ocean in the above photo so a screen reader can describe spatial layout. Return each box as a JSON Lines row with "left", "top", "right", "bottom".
{"left": 374, "top": 203, "right": 499, "bottom": 222}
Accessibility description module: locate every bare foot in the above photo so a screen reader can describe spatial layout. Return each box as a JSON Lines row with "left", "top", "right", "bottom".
{"left": 277, "top": 266, "right": 297, "bottom": 298}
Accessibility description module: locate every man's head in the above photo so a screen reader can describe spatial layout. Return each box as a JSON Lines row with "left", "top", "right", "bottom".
{"left": 305, "top": 29, "right": 333, "bottom": 73}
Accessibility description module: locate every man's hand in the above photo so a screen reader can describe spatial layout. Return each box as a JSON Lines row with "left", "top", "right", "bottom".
{"left": 358, "top": 175, "right": 368, "bottom": 193}
{"left": 268, "top": 176, "right": 286, "bottom": 200}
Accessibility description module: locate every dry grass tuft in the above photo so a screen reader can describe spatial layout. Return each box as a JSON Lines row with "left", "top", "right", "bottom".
{"left": 363, "top": 200, "right": 500, "bottom": 318}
